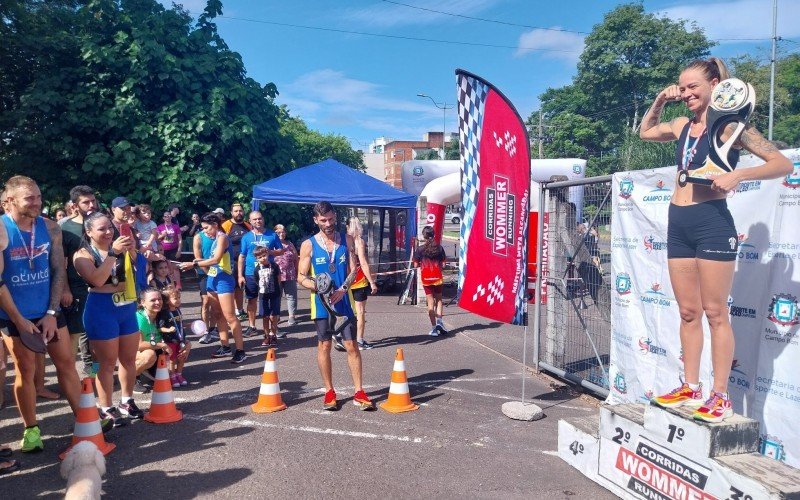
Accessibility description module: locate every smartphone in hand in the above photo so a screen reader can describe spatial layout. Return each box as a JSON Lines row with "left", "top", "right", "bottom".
{"left": 120, "top": 222, "right": 133, "bottom": 240}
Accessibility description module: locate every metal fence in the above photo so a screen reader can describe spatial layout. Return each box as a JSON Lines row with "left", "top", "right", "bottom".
{"left": 533, "top": 175, "right": 613, "bottom": 398}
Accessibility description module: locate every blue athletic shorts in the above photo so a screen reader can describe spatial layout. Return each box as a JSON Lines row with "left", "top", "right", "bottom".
{"left": 207, "top": 271, "right": 236, "bottom": 295}
{"left": 83, "top": 292, "right": 139, "bottom": 341}
{"left": 244, "top": 275, "right": 259, "bottom": 300}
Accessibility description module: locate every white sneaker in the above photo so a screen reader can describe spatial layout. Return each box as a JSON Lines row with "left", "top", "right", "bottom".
{"left": 428, "top": 327, "right": 440, "bottom": 337}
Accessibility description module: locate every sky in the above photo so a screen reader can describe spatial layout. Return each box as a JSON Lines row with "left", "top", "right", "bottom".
{"left": 163, "top": 0, "right": 800, "bottom": 151}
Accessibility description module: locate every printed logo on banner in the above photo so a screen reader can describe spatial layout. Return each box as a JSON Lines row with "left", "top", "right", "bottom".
{"left": 619, "top": 178, "right": 634, "bottom": 199}
{"left": 612, "top": 236, "right": 638, "bottom": 250}
{"left": 613, "top": 372, "right": 628, "bottom": 395}
{"left": 767, "top": 293, "right": 800, "bottom": 329}
{"left": 733, "top": 180, "right": 762, "bottom": 194}
{"left": 492, "top": 130, "right": 517, "bottom": 157}
{"left": 484, "top": 174, "right": 515, "bottom": 257}
{"left": 639, "top": 389, "right": 654, "bottom": 404}
{"left": 638, "top": 337, "right": 667, "bottom": 357}
{"left": 572, "top": 163, "right": 582, "bottom": 175}
{"left": 412, "top": 166, "right": 424, "bottom": 177}
{"left": 613, "top": 438, "right": 712, "bottom": 499}
{"left": 615, "top": 273, "right": 632, "bottom": 295}
{"left": 737, "top": 233, "right": 760, "bottom": 262}
{"left": 642, "top": 179, "right": 672, "bottom": 204}
{"left": 760, "top": 434, "right": 787, "bottom": 462}
{"left": 729, "top": 297, "right": 757, "bottom": 319}
{"left": 639, "top": 282, "right": 674, "bottom": 308}
{"left": 472, "top": 276, "right": 506, "bottom": 306}
{"left": 782, "top": 162, "right": 800, "bottom": 190}
{"left": 643, "top": 234, "right": 667, "bottom": 254}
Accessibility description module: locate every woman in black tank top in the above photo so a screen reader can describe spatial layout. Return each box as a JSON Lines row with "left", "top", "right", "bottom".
{"left": 639, "top": 57, "right": 792, "bottom": 423}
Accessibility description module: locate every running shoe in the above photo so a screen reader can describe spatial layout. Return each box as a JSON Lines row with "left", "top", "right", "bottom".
{"left": 357, "top": 339, "right": 374, "bottom": 350}
{"left": 133, "top": 377, "right": 152, "bottom": 394}
{"left": 287, "top": 317, "right": 297, "bottom": 326}
{"left": 693, "top": 392, "right": 733, "bottom": 423}
{"left": 20, "top": 425, "right": 44, "bottom": 453}
{"left": 100, "top": 415, "right": 113, "bottom": 434}
{"left": 323, "top": 389, "right": 338, "bottom": 411}
{"left": 199, "top": 328, "right": 220, "bottom": 344}
{"left": 212, "top": 345, "right": 233, "bottom": 358}
{"left": 352, "top": 390, "right": 376, "bottom": 411}
{"left": 276, "top": 330, "right": 287, "bottom": 339}
{"left": 243, "top": 326, "right": 258, "bottom": 338}
{"left": 170, "top": 373, "right": 181, "bottom": 388}
{"left": 436, "top": 324, "right": 448, "bottom": 336}
{"left": 237, "top": 311, "right": 248, "bottom": 321}
{"left": 100, "top": 407, "right": 127, "bottom": 427}
{"left": 261, "top": 337, "right": 271, "bottom": 347}
{"left": 118, "top": 400, "right": 144, "bottom": 420}
{"left": 651, "top": 382, "right": 703, "bottom": 409}
{"left": 428, "top": 326, "right": 440, "bottom": 337}
{"left": 231, "top": 349, "right": 248, "bottom": 364}
{"left": 176, "top": 373, "right": 188, "bottom": 386}
{"left": 333, "top": 335, "right": 346, "bottom": 352}
{"left": 83, "top": 362, "right": 98, "bottom": 378}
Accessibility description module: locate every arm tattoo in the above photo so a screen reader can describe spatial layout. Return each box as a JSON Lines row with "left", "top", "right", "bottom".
{"left": 47, "top": 220, "right": 66, "bottom": 311}
{"left": 740, "top": 126, "right": 779, "bottom": 154}
{"left": 641, "top": 100, "right": 665, "bottom": 129}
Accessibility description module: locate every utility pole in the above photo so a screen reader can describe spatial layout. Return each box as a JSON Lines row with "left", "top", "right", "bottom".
{"left": 538, "top": 112, "right": 544, "bottom": 159}
{"left": 768, "top": 0, "right": 778, "bottom": 140}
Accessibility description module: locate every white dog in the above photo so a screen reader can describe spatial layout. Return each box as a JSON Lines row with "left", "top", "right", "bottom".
{"left": 60, "top": 441, "right": 106, "bottom": 500}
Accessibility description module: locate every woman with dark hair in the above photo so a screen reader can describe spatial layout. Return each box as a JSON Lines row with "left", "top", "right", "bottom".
{"left": 73, "top": 212, "right": 144, "bottom": 426}
{"left": 179, "top": 213, "right": 247, "bottom": 364}
{"left": 413, "top": 226, "right": 448, "bottom": 337}
{"left": 640, "top": 57, "right": 791, "bottom": 422}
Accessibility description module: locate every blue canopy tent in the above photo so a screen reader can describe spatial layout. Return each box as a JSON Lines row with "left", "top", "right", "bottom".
{"left": 251, "top": 158, "right": 416, "bottom": 209}
{"left": 251, "top": 158, "right": 417, "bottom": 272}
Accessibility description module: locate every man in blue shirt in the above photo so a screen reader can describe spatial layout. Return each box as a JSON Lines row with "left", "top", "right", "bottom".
{"left": 237, "top": 211, "right": 282, "bottom": 338}
{"left": 0, "top": 176, "right": 82, "bottom": 453}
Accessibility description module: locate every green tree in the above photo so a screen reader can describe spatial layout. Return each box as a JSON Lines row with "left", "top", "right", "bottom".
{"left": 0, "top": 0, "right": 364, "bottom": 216}
{"left": 529, "top": 3, "right": 714, "bottom": 173}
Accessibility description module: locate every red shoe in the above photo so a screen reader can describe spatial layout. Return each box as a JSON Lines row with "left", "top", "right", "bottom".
{"left": 353, "top": 390, "right": 375, "bottom": 411}
{"left": 651, "top": 382, "right": 703, "bottom": 409}
{"left": 693, "top": 392, "right": 733, "bottom": 423}
{"left": 323, "top": 389, "right": 338, "bottom": 411}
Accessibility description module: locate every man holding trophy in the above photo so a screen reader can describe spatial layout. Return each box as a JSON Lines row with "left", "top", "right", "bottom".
{"left": 639, "top": 57, "right": 792, "bottom": 422}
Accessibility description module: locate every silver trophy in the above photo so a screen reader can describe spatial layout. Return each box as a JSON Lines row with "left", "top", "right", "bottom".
{"left": 678, "top": 78, "right": 755, "bottom": 187}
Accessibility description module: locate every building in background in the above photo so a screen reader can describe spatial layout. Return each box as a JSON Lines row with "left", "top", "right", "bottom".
{"left": 382, "top": 132, "right": 455, "bottom": 188}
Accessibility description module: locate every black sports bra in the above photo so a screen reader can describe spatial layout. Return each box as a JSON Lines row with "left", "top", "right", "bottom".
{"left": 675, "top": 121, "right": 740, "bottom": 172}
{"left": 89, "top": 246, "right": 126, "bottom": 285}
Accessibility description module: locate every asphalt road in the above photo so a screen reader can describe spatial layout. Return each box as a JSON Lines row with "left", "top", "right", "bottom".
{"left": 0, "top": 280, "right": 615, "bottom": 499}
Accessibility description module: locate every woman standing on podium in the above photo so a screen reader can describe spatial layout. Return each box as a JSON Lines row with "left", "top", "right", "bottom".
{"left": 639, "top": 57, "right": 791, "bottom": 422}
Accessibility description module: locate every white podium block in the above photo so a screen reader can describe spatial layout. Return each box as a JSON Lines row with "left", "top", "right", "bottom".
{"left": 558, "top": 416, "right": 627, "bottom": 498}
{"left": 644, "top": 404, "right": 759, "bottom": 458}
{"left": 715, "top": 452, "right": 800, "bottom": 499}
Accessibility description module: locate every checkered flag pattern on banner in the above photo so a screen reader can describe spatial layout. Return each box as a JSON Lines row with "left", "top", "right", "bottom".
{"left": 456, "top": 73, "right": 488, "bottom": 292}
{"left": 472, "top": 276, "right": 506, "bottom": 306}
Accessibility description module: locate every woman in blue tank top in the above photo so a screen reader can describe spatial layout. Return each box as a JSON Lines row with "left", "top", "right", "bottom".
{"left": 74, "top": 212, "right": 144, "bottom": 423}
{"left": 179, "top": 213, "right": 246, "bottom": 364}
{"left": 640, "top": 57, "right": 792, "bottom": 423}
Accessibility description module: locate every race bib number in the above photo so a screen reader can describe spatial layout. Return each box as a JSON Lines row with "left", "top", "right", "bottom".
{"left": 207, "top": 267, "right": 218, "bottom": 277}
{"left": 112, "top": 292, "right": 135, "bottom": 307}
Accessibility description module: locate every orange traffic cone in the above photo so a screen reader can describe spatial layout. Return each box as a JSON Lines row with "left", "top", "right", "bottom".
{"left": 252, "top": 348, "right": 287, "bottom": 413}
{"left": 379, "top": 348, "right": 419, "bottom": 413}
{"left": 144, "top": 354, "right": 183, "bottom": 424}
{"left": 59, "top": 377, "right": 115, "bottom": 460}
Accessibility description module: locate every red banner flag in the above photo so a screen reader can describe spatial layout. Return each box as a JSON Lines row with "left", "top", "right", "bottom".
{"left": 456, "top": 70, "right": 531, "bottom": 325}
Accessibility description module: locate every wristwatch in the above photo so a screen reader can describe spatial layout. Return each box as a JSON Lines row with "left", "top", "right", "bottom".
{"left": 340, "top": 285, "right": 348, "bottom": 292}
{"left": 108, "top": 250, "right": 118, "bottom": 258}
{"left": 45, "top": 309, "right": 57, "bottom": 317}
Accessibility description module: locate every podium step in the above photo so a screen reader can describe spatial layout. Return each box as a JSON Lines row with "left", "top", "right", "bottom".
{"left": 715, "top": 452, "right": 800, "bottom": 499}
{"left": 558, "top": 416, "right": 626, "bottom": 498}
{"left": 643, "top": 403, "right": 759, "bottom": 458}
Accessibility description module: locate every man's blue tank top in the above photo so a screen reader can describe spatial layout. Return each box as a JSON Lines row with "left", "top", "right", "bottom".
{"left": 0, "top": 214, "right": 51, "bottom": 320}
{"left": 309, "top": 232, "right": 354, "bottom": 319}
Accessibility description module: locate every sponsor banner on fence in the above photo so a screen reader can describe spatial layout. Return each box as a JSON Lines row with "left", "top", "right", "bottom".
{"left": 609, "top": 149, "right": 800, "bottom": 469}
{"left": 456, "top": 69, "right": 530, "bottom": 325}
